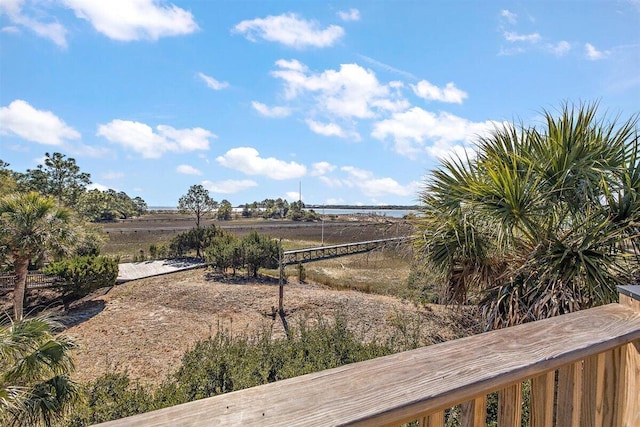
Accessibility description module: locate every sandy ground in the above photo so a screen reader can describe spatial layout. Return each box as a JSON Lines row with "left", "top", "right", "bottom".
{"left": 49, "top": 268, "right": 476, "bottom": 385}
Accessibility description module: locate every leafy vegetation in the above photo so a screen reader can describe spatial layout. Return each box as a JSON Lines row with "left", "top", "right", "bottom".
{"left": 44, "top": 256, "right": 118, "bottom": 305}
{"left": 66, "top": 314, "right": 395, "bottom": 425}
{"left": 414, "top": 102, "right": 640, "bottom": 329}
{"left": 0, "top": 192, "right": 76, "bottom": 320}
{"left": 0, "top": 314, "right": 80, "bottom": 427}
{"left": 78, "top": 190, "right": 146, "bottom": 222}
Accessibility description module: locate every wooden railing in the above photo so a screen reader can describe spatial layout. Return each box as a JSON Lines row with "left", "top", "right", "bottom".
{"left": 97, "top": 287, "right": 640, "bottom": 427}
{"left": 0, "top": 272, "right": 60, "bottom": 291}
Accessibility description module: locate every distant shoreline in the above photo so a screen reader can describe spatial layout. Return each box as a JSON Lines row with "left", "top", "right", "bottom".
{"left": 148, "top": 205, "right": 419, "bottom": 211}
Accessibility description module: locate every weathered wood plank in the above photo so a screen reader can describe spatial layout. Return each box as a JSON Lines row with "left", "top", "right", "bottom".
{"left": 556, "top": 361, "right": 582, "bottom": 426}
{"left": 96, "top": 303, "right": 640, "bottom": 427}
{"left": 420, "top": 411, "right": 444, "bottom": 427}
{"left": 618, "top": 340, "right": 640, "bottom": 427}
{"left": 460, "top": 397, "right": 486, "bottom": 427}
{"left": 581, "top": 353, "right": 605, "bottom": 427}
{"left": 530, "top": 371, "right": 555, "bottom": 427}
{"left": 617, "top": 286, "right": 640, "bottom": 312}
{"left": 498, "top": 383, "right": 522, "bottom": 427}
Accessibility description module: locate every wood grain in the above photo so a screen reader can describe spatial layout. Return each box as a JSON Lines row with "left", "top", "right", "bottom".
{"left": 96, "top": 303, "right": 640, "bottom": 427}
{"left": 530, "top": 372, "right": 555, "bottom": 427}
{"left": 581, "top": 353, "right": 605, "bottom": 427}
{"left": 420, "top": 412, "right": 444, "bottom": 427}
{"left": 460, "top": 397, "right": 486, "bottom": 427}
{"left": 498, "top": 383, "right": 522, "bottom": 427}
{"left": 556, "top": 361, "right": 582, "bottom": 426}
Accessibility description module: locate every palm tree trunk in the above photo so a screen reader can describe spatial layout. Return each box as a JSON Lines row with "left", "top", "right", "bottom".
{"left": 13, "top": 256, "right": 29, "bottom": 320}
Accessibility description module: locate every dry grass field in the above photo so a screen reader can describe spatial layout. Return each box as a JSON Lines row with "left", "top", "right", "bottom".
{"left": 2, "top": 213, "right": 467, "bottom": 389}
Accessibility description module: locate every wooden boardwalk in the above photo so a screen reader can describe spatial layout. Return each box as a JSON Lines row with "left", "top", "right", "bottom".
{"left": 281, "top": 237, "right": 409, "bottom": 266}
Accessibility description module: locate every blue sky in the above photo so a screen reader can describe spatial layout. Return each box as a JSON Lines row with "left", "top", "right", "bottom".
{"left": 1, "top": 1, "right": 639, "bottom": 207}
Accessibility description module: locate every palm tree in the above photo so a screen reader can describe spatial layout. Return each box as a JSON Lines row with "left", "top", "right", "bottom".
{"left": 0, "top": 313, "right": 80, "bottom": 426}
{"left": 0, "top": 192, "right": 75, "bottom": 320}
{"left": 414, "top": 102, "right": 639, "bottom": 329}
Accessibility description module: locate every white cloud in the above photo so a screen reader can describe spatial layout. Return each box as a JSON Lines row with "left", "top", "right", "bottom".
{"left": 0, "top": 99, "right": 80, "bottom": 145}
{"left": 310, "top": 161, "right": 335, "bottom": 176}
{"left": 62, "top": 0, "right": 199, "bottom": 41}
{"left": 251, "top": 101, "right": 291, "bottom": 118}
{"left": 504, "top": 31, "right": 541, "bottom": 43}
{"left": 337, "top": 9, "right": 360, "bottom": 22}
{"left": 1, "top": 25, "right": 20, "bottom": 33}
{"left": 87, "top": 183, "right": 109, "bottom": 192}
{"left": 97, "top": 119, "right": 214, "bottom": 158}
{"left": 216, "top": 147, "right": 306, "bottom": 180}
{"left": 305, "top": 119, "right": 360, "bottom": 140}
{"left": 356, "top": 55, "right": 417, "bottom": 80}
{"left": 275, "top": 58, "right": 307, "bottom": 72}
{"left": 371, "top": 107, "right": 499, "bottom": 159}
{"left": 585, "top": 43, "right": 609, "bottom": 60}
{"left": 272, "top": 60, "right": 409, "bottom": 119}
{"left": 341, "top": 166, "right": 420, "bottom": 198}
{"left": 547, "top": 41, "right": 571, "bottom": 56}
{"left": 500, "top": 10, "right": 518, "bottom": 25}
{"left": 176, "top": 164, "right": 202, "bottom": 175}
{"left": 197, "top": 72, "right": 229, "bottom": 90}
{"left": 411, "top": 80, "right": 468, "bottom": 104}
{"left": 202, "top": 179, "right": 257, "bottom": 194}
{"left": 233, "top": 13, "right": 344, "bottom": 49}
{"left": 0, "top": 0, "right": 68, "bottom": 47}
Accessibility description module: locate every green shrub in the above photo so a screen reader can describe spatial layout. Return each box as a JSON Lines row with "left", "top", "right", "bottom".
{"left": 241, "top": 231, "right": 279, "bottom": 277}
{"left": 44, "top": 256, "right": 118, "bottom": 303}
{"left": 67, "top": 314, "right": 392, "bottom": 424}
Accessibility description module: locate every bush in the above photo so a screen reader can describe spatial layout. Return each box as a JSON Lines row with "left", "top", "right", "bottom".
{"left": 204, "top": 232, "right": 242, "bottom": 275}
{"left": 44, "top": 256, "right": 118, "bottom": 304}
{"left": 169, "top": 225, "right": 221, "bottom": 257}
{"left": 66, "top": 315, "right": 393, "bottom": 425}
{"left": 242, "top": 231, "right": 279, "bottom": 277}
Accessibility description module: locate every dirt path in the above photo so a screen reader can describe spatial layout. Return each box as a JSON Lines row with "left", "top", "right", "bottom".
{"left": 62, "top": 269, "right": 476, "bottom": 385}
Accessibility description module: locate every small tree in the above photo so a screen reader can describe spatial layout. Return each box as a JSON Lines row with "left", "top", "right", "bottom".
{"left": 177, "top": 185, "right": 217, "bottom": 256}
{"left": 0, "top": 192, "right": 75, "bottom": 320}
{"left": 242, "top": 232, "right": 279, "bottom": 278}
{"left": 216, "top": 199, "right": 232, "bottom": 220}
{"left": 178, "top": 185, "right": 217, "bottom": 229}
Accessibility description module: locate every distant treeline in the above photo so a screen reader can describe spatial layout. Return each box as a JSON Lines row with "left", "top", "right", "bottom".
{"left": 305, "top": 205, "right": 418, "bottom": 210}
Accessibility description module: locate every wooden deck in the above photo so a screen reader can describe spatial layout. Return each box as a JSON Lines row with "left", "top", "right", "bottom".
{"left": 96, "top": 287, "right": 640, "bottom": 427}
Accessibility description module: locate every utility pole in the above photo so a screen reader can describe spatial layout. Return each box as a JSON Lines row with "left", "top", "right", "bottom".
{"left": 278, "top": 238, "right": 284, "bottom": 314}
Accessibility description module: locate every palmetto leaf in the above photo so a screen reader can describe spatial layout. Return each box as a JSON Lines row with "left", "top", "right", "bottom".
{"left": 414, "top": 101, "right": 639, "bottom": 329}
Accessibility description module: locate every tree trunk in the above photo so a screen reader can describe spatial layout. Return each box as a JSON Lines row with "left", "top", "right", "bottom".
{"left": 13, "top": 256, "right": 29, "bottom": 320}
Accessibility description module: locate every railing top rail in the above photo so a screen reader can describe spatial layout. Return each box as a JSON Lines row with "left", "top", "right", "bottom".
{"left": 96, "top": 303, "right": 640, "bottom": 427}
{"left": 283, "top": 237, "right": 409, "bottom": 255}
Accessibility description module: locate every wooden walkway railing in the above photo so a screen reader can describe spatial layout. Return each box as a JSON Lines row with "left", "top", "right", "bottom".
{"left": 96, "top": 286, "right": 640, "bottom": 427}
{"left": 281, "top": 237, "right": 408, "bottom": 266}
{"left": 0, "top": 272, "right": 60, "bottom": 292}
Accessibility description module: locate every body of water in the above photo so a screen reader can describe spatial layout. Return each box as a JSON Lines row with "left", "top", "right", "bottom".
{"left": 149, "top": 206, "right": 416, "bottom": 218}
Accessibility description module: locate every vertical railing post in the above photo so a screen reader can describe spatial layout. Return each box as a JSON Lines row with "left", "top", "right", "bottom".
{"left": 557, "top": 361, "right": 583, "bottom": 426}
{"left": 278, "top": 239, "right": 284, "bottom": 314}
{"left": 582, "top": 353, "right": 605, "bottom": 426}
{"left": 614, "top": 286, "right": 640, "bottom": 427}
{"left": 460, "top": 397, "right": 486, "bottom": 427}
{"left": 531, "top": 372, "right": 555, "bottom": 427}
{"left": 498, "top": 383, "right": 522, "bottom": 427}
